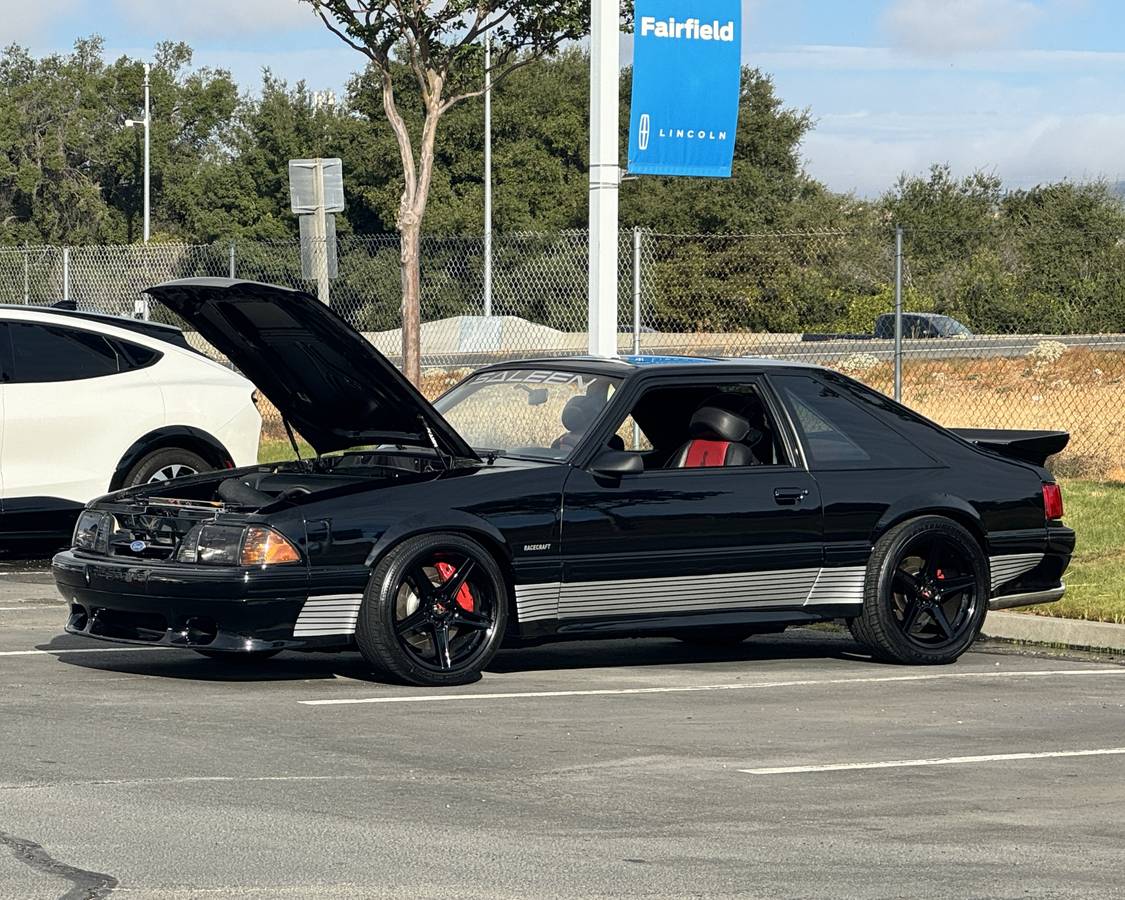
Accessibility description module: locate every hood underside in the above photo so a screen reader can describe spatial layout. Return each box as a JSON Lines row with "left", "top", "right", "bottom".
{"left": 146, "top": 278, "right": 477, "bottom": 460}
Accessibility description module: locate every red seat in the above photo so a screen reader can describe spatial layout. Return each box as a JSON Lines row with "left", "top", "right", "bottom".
{"left": 668, "top": 406, "right": 756, "bottom": 468}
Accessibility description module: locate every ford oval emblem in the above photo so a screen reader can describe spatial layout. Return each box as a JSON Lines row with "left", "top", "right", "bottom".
{"left": 129, "top": 540, "right": 146, "bottom": 553}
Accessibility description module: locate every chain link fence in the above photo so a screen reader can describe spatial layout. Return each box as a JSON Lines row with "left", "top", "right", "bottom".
{"left": 0, "top": 228, "right": 1121, "bottom": 478}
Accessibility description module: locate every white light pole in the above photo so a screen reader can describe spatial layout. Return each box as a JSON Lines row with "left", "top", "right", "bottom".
{"left": 483, "top": 33, "right": 493, "bottom": 318}
{"left": 124, "top": 62, "right": 152, "bottom": 243}
{"left": 588, "top": 0, "right": 620, "bottom": 357}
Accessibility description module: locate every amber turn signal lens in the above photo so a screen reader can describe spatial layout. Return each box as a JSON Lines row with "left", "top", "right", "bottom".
{"left": 240, "top": 526, "right": 301, "bottom": 566}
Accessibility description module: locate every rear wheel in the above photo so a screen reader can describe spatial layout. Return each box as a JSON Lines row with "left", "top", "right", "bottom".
{"left": 356, "top": 533, "right": 508, "bottom": 686}
{"left": 125, "top": 447, "right": 210, "bottom": 487}
{"left": 849, "top": 517, "right": 988, "bottom": 665}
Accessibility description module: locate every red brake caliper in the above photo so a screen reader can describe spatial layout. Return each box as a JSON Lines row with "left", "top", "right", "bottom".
{"left": 434, "top": 561, "right": 475, "bottom": 612}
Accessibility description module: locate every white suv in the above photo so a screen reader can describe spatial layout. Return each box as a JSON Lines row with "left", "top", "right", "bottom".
{"left": 0, "top": 304, "right": 260, "bottom": 544}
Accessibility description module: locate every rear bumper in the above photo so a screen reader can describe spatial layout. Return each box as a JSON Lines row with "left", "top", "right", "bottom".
{"left": 989, "top": 524, "right": 1074, "bottom": 612}
{"left": 52, "top": 550, "right": 362, "bottom": 652}
{"left": 990, "top": 585, "right": 1066, "bottom": 611}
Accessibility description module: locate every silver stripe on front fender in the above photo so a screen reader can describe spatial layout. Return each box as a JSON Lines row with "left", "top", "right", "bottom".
{"left": 292, "top": 593, "right": 364, "bottom": 637}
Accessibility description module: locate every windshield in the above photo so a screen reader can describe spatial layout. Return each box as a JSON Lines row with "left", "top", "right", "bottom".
{"left": 932, "top": 316, "right": 972, "bottom": 336}
{"left": 434, "top": 368, "right": 622, "bottom": 460}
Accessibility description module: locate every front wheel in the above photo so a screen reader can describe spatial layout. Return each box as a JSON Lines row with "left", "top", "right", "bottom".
{"left": 849, "top": 516, "right": 988, "bottom": 665}
{"left": 356, "top": 533, "right": 509, "bottom": 686}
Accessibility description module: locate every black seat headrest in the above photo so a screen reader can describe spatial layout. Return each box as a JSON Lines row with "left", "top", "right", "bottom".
{"left": 561, "top": 395, "right": 597, "bottom": 433}
{"left": 689, "top": 406, "right": 751, "bottom": 442}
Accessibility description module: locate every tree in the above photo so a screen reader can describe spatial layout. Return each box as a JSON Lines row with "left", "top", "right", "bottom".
{"left": 302, "top": 1, "right": 589, "bottom": 385}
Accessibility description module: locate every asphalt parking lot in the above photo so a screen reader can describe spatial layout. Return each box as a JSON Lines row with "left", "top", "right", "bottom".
{"left": 1, "top": 561, "right": 1123, "bottom": 899}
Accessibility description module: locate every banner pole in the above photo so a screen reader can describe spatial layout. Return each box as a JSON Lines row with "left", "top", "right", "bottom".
{"left": 587, "top": 0, "right": 620, "bottom": 358}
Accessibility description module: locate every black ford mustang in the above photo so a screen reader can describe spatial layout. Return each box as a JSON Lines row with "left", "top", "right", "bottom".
{"left": 54, "top": 279, "right": 1075, "bottom": 686}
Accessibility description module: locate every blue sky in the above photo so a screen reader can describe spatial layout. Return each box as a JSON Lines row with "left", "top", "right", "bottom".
{"left": 11, "top": 0, "right": 1125, "bottom": 196}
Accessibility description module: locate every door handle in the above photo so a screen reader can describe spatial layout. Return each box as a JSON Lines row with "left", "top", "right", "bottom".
{"left": 774, "top": 487, "right": 809, "bottom": 506}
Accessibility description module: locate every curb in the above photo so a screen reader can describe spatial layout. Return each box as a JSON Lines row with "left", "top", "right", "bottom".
{"left": 982, "top": 611, "right": 1125, "bottom": 652}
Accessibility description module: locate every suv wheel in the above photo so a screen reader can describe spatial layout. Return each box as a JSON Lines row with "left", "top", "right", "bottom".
{"left": 124, "top": 447, "right": 210, "bottom": 487}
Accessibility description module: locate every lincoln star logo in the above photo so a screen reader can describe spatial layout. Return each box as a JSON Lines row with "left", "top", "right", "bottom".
{"left": 638, "top": 114, "right": 651, "bottom": 151}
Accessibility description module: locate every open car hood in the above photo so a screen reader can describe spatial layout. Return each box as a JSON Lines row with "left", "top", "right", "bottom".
{"left": 146, "top": 279, "right": 478, "bottom": 460}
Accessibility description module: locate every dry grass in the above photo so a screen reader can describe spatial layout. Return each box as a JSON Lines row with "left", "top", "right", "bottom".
{"left": 833, "top": 347, "right": 1125, "bottom": 480}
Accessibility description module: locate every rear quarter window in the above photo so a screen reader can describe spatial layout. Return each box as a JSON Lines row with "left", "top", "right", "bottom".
{"left": 772, "top": 373, "right": 938, "bottom": 470}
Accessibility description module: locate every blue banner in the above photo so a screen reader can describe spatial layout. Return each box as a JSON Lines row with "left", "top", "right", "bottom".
{"left": 627, "top": 0, "right": 742, "bottom": 178}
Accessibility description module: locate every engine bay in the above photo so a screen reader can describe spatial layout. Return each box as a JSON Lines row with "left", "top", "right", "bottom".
{"left": 136, "top": 448, "right": 463, "bottom": 512}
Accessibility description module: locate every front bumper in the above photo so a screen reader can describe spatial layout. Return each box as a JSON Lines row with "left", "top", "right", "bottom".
{"left": 52, "top": 550, "right": 363, "bottom": 652}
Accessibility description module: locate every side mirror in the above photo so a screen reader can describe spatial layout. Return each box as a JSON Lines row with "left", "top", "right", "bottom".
{"left": 589, "top": 449, "right": 643, "bottom": 478}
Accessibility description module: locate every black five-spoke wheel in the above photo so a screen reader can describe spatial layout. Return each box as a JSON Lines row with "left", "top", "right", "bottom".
{"left": 357, "top": 533, "right": 508, "bottom": 686}
{"left": 850, "top": 516, "right": 988, "bottom": 665}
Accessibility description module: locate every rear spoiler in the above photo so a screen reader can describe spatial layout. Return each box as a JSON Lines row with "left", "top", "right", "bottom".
{"left": 951, "top": 429, "right": 1069, "bottom": 467}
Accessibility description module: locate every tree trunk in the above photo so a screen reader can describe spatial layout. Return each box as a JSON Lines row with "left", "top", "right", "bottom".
{"left": 399, "top": 217, "right": 422, "bottom": 386}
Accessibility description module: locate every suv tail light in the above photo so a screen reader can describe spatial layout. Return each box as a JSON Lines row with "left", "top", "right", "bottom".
{"left": 1042, "top": 482, "right": 1064, "bottom": 520}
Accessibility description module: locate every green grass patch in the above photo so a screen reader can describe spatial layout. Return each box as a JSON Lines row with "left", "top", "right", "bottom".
{"left": 1021, "top": 479, "right": 1125, "bottom": 624}
{"left": 258, "top": 437, "right": 314, "bottom": 464}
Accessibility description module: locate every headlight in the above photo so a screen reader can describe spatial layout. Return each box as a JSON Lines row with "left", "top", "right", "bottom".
{"left": 73, "top": 510, "right": 112, "bottom": 553}
{"left": 176, "top": 523, "right": 301, "bottom": 566}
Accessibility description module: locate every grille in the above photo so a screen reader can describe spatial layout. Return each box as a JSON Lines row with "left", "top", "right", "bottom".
{"left": 102, "top": 502, "right": 219, "bottom": 561}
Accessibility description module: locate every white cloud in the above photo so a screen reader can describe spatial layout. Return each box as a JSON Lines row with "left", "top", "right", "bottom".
{"left": 880, "top": 0, "right": 1045, "bottom": 55}
{"left": 2, "top": 0, "right": 81, "bottom": 45}
{"left": 110, "top": 0, "right": 316, "bottom": 39}
{"left": 801, "top": 113, "right": 1125, "bottom": 196}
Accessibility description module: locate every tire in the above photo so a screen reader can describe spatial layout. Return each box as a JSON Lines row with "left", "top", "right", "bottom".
{"left": 356, "top": 532, "right": 509, "bottom": 687}
{"left": 849, "top": 516, "right": 988, "bottom": 665}
{"left": 124, "top": 447, "right": 211, "bottom": 487}
{"left": 193, "top": 649, "right": 282, "bottom": 661}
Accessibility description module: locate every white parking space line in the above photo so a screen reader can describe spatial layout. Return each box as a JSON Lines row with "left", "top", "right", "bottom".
{"left": 0, "top": 606, "right": 60, "bottom": 611}
{"left": 299, "top": 666, "right": 1125, "bottom": 706}
{"left": 0, "top": 647, "right": 177, "bottom": 658}
{"left": 740, "top": 747, "right": 1125, "bottom": 776}
{"left": 0, "top": 774, "right": 369, "bottom": 792}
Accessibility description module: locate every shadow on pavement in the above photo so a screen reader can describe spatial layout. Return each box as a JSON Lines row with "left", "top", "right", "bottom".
{"left": 38, "top": 628, "right": 876, "bottom": 685}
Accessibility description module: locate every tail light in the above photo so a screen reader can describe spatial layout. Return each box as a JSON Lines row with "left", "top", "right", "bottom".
{"left": 1042, "top": 482, "right": 1064, "bottom": 521}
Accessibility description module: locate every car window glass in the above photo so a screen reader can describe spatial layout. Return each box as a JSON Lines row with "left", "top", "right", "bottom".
{"left": 434, "top": 369, "right": 621, "bottom": 461}
{"left": 773, "top": 374, "right": 935, "bottom": 470}
{"left": 115, "top": 340, "right": 161, "bottom": 370}
{"left": 8, "top": 322, "right": 122, "bottom": 383}
{"left": 616, "top": 415, "right": 652, "bottom": 451}
{"left": 608, "top": 380, "right": 789, "bottom": 470}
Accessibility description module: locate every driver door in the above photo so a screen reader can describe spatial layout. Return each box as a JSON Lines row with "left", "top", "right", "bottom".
{"left": 557, "top": 375, "right": 824, "bottom": 625}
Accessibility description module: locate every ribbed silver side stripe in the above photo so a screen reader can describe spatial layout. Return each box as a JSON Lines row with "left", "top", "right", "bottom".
{"left": 514, "top": 566, "right": 869, "bottom": 623}
{"left": 514, "top": 583, "right": 561, "bottom": 623}
{"left": 806, "top": 566, "right": 867, "bottom": 606}
{"left": 989, "top": 554, "right": 1044, "bottom": 592}
{"left": 292, "top": 594, "right": 364, "bottom": 637}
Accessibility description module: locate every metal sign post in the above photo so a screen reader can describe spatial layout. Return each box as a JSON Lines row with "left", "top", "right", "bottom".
{"left": 587, "top": 0, "right": 620, "bottom": 358}
{"left": 289, "top": 158, "right": 345, "bottom": 305}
